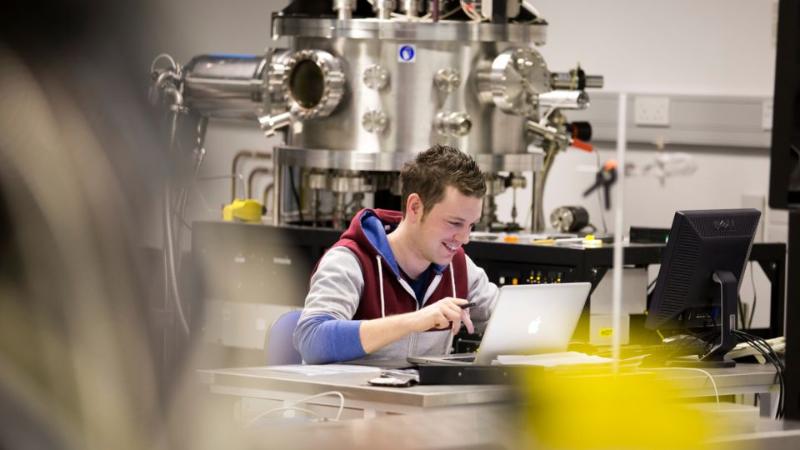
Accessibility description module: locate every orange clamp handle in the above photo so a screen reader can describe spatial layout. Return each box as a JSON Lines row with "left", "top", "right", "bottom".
{"left": 571, "top": 138, "right": 594, "bottom": 152}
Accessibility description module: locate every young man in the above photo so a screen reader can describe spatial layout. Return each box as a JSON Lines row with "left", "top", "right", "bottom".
{"left": 293, "top": 145, "right": 499, "bottom": 364}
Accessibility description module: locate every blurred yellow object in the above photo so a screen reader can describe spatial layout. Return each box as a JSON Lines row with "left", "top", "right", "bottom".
{"left": 517, "top": 369, "right": 715, "bottom": 450}
{"left": 504, "top": 235, "right": 520, "bottom": 243}
{"left": 223, "top": 198, "right": 264, "bottom": 223}
{"left": 582, "top": 234, "right": 603, "bottom": 248}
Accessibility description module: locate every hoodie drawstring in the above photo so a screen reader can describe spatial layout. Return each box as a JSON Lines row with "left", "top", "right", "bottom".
{"left": 376, "top": 255, "right": 386, "bottom": 318}
{"left": 449, "top": 262, "right": 456, "bottom": 297}
{"left": 443, "top": 262, "right": 458, "bottom": 355}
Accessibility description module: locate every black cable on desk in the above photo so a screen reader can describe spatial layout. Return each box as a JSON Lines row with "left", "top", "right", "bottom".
{"left": 739, "top": 330, "right": 785, "bottom": 417}
{"left": 733, "top": 331, "right": 783, "bottom": 418}
{"left": 733, "top": 330, "right": 784, "bottom": 418}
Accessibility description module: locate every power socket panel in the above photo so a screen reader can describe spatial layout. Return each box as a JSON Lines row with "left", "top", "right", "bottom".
{"left": 634, "top": 95, "right": 670, "bottom": 127}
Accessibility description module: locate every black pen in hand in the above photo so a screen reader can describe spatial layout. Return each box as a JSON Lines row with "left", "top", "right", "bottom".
{"left": 460, "top": 302, "right": 476, "bottom": 309}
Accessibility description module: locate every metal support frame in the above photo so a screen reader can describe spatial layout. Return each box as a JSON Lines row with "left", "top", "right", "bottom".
{"left": 785, "top": 210, "right": 800, "bottom": 419}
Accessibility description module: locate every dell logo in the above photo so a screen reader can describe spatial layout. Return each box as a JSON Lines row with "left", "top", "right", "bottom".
{"left": 713, "top": 219, "right": 735, "bottom": 232}
{"left": 527, "top": 316, "right": 542, "bottom": 335}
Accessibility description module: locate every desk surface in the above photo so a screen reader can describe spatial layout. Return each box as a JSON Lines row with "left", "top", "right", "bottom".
{"left": 200, "top": 366, "right": 511, "bottom": 410}
{"left": 200, "top": 363, "right": 778, "bottom": 412}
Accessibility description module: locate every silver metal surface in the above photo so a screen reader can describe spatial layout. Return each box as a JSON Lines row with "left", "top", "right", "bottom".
{"left": 306, "top": 170, "right": 328, "bottom": 190}
{"left": 280, "top": 37, "right": 535, "bottom": 171}
{"left": 158, "top": 7, "right": 603, "bottom": 231}
{"left": 362, "top": 109, "right": 389, "bottom": 134}
{"left": 333, "top": 0, "right": 355, "bottom": 20}
{"left": 585, "top": 75, "right": 604, "bottom": 89}
{"left": 272, "top": 16, "right": 548, "bottom": 43}
{"left": 487, "top": 47, "right": 551, "bottom": 116}
{"left": 539, "top": 90, "right": 590, "bottom": 110}
{"left": 374, "top": 0, "right": 395, "bottom": 20}
{"left": 399, "top": 0, "right": 421, "bottom": 17}
{"left": 331, "top": 173, "right": 373, "bottom": 193}
{"left": 551, "top": 68, "right": 604, "bottom": 90}
{"left": 269, "top": 49, "right": 346, "bottom": 119}
{"left": 434, "top": 111, "right": 472, "bottom": 137}
{"left": 257, "top": 111, "right": 291, "bottom": 137}
{"left": 183, "top": 54, "right": 267, "bottom": 119}
{"left": 434, "top": 68, "right": 461, "bottom": 94}
{"left": 363, "top": 64, "right": 390, "bottom": 91}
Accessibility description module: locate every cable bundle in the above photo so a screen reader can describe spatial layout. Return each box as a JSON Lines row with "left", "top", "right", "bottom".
{"left": 732, "top": 330, "right": 785, "bottom": 419}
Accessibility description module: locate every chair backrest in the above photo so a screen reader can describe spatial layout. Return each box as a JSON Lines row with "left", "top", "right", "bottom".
{"left": 265, "top": 310, "right": 302, "bottom": 365}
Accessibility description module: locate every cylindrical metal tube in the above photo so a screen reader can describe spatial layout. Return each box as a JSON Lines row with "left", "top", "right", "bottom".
{"left": 334, "top": 0, "right": 355, "bottom": 20}
{"left": 550, "top": 205, "right": 589, "bottom": 232}
{"left": 585, "top": 75, "right": 604, "bottom": 89}
{"left": 400, "top": 0, "right": 419, "bottom": 17}
{"left": 539, "top": 90, "right": 590, "bottom": 110}
{"left": 551, "top": 70, "right": 604, "bottom": 90}
{"left": 258, "top": 111, "right": 292, "bottom": 137}
{"left": 375, "top": 0, "right": 395, "bottom": 20}
{"left": 182, "top": 54, "right": 266, "bottom": 119}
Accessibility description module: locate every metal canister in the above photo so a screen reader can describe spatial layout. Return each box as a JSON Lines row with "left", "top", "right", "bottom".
{"left": 550, "top": 206, "right": 590, "bottom": 232}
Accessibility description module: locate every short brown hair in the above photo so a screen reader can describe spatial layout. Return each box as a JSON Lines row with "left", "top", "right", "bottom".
{"left": 400, "top": 144, "right": 486, "bottom": 215}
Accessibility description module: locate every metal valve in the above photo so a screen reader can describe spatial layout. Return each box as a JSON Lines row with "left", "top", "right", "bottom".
{"left": 434, "top": 68, "right": 461, "bottom": 94}
{"left": 362, "top": 110, "right": 389, "bottom": 134}
{"left": 435, "top": 111, "right": 472, "bottom": 137}
{"left": 363, "top": 65, "right": 390, "bottom": 91}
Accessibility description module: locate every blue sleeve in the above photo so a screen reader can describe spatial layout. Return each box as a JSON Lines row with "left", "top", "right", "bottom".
{"left": 293, "top": 314, "right": 366, "bottom": 364}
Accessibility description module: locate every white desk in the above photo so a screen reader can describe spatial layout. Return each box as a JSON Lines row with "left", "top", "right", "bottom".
{"left": 199, "top": 363, "right": 778, "bottom": 420}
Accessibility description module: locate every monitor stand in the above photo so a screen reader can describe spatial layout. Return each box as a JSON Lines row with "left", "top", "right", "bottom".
{"left": 666, "top": 270, "right": 738, "bottom": 369}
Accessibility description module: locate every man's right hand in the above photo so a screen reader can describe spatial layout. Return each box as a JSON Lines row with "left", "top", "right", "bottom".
{"left": 410, "top": 297, "right": 468, "bottom": 334}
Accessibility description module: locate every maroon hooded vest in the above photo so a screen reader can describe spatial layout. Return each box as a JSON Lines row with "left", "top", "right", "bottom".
{"left": 324, "top": 208, "right": 469, "bottom": 321}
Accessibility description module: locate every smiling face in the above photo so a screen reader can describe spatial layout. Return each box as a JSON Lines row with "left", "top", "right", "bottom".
{"left": 406, "top": 185, "right": 483, "bottom": 266}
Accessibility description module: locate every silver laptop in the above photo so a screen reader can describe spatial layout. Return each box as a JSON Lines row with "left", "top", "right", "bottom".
{"left": 408, "top": 282, "right": 591, "bottom": 366}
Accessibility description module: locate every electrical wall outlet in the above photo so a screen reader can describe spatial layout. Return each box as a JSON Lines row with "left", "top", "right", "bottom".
{"left": 634, "top": 95, "right": 670, "bottom": 127}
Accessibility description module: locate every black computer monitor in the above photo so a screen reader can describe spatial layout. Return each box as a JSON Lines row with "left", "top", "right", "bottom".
{"left": 645, "top": 209, "right": 761, "bottom": 367}
{"left": 767, "top": 0, "right": 800, "bottom": 210}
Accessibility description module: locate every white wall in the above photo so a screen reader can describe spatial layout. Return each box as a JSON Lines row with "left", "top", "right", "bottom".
{"left": 533, "top": 0, "right": 777, "bottom": 96}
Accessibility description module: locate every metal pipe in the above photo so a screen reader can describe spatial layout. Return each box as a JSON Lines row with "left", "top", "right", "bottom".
{"left": 231, "top": 150, "right": 271, "bottom": 202}
{"left": 334, "top": 0, "right": 355, "bottom": 20}
{"left": 164, "top": 110, "right": 190, "bottom": 335}
{"left": 272, "top": 147, "right": 282, "bottom": 226}
{"left": 585, "top": 75, "right": 604, "bottom": 89}
{"left": 263, "top": 183, "right": 274, "bottom": 215}
{"left": 375, "top": 0, "right": 395, "bottom": 20}
{"left": 531, "top": 171, "right": 545, "bottom": 232}
{"left": 257, "top": 111, "right": 291, "bottom": 137}
{"left": 538, "top": 90, "right": 590, "bottom": 110}
{"left": 247, "top": 167, "right": 272, "bottom": 198}
{"left": 400, "top": 0, "right": 419, "bottom": 17}
{"left": 526, "top": 120, "right": 569, "bottom": 149}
